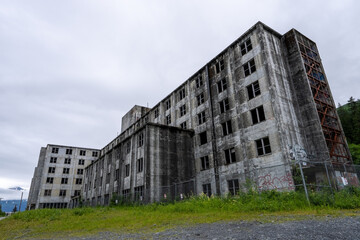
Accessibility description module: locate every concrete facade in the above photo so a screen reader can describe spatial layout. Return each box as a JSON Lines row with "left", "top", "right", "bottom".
{"left": 27, "top": 144, "right": 100, "bottom": 209}
{"left": 80, "top": 22, "right": 356, "bottom": 206}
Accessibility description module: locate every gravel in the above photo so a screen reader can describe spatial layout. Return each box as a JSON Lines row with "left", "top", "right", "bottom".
{"left": 66, "top": 216, "right": 360, "bottom": 240}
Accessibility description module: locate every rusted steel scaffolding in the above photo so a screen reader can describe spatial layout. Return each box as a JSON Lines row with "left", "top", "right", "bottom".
{"left": 297, "top": 36, "right": 350, "bottom": 164}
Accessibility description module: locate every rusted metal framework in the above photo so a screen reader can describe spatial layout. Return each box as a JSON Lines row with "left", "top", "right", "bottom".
{"left": 297, "top": 35, "right": 350, "bottom": 164}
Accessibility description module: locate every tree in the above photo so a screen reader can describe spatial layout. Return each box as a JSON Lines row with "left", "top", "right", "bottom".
{"left": 12, "top": 205, "right": 17, "bottom": 213}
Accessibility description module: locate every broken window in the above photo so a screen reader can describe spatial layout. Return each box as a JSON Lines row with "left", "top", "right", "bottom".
{"left": 202, "top": 183, "right": 212, "bottom": 197}
{"left": 137, "top": 158, "right": 144, "bottom": 173}
{"left": 166, "top": 114, "right": 171, "bottom": 125}
{"left": 228, "top": 179, "right": 239, "bottom": 195}
{"left": 77, "top": 169, "right": 84, "bottom": 175}
{"left": 198, "top": 111, "right": 206, "bottom": 125}
{"left": 240, "top": 38, "right": 252, "bottom": 55}
{"left": 66, "top": 149, "right": 73, "bottom": 155}
{"left": 243, "top": 59, "right": 256, "bottom": 77}
{"left": 200, "top": 155, "right": 210, "bottom": 170}
{"left": 225, "top": 147, "right": 236, "bottom": 164}
{"left": 126, "top": 141, "right": 131, "bottom": 154}
{"left": 122, "top": 189, "right": 130, "bottom": 199}
{"left": 134, "top": 186, "right": 144, "bottom": 201}
{"left": 138, "top": 132, "right": 144, "bottom": 147}
{"left": 48, "top": 167, "right": 55, "bottom": 174}
{"left": 125, "top": 164, "right": 130, "bottom": 177}
{"left": 74, "top": 190, "right": 81, "bottom": 196}
{"left": 92, "top": 151, "right": 98, "bottom": 157}
{"left": 50, "top": 157, "right": 57, "bottom": 163}
{"left": 79, "top": 150, "right": 86, "bottom": 156}
{"left": 61, "top": 178, "right": 68, "bottom": 184}
{"left": 219, "top": 98, "right": 230, "bottom": 113}
{"left": 78, "top": 159, "right": 85, "bottom": 165}
{"left": 215, "top": 59, "right": 225, "bottom": 74}
{"left": 251, "top": 105, "right": 265, "bottom": 124}
{"left": 44, "top": 189, "right": 52, "bottom": 196}
{"left": 46, "top": 177, "right": 54, "bottom": 184}
{"left": 59, "top": 190, "right": 66, "bottom": 197}
{"left": 217, "top": 78, "right": 227, "bottom": 93}
{"left": 199, "top": 131, "right": 207, "bottom": 145}
{"left": 154, "top": 108, "right": 159, "bottom": 118}
{"left": 63, "top": 168, "right": 70, "bottom": 174}
{"left": 180, "top": 104, "right": 186, "bottom": 117}
{"left": 76, "top": 178, "right": 82, "bottom": 185}
{"left": 165, "top": 99, "right": 171, "bottom": 110}
{"left": 51, "top": 147, "right": 59, "bottom": 154}
{"left": 64, "top": 158, "right": 71, "bottom": 164}
{"left": 180, "top": 121, "right": 187, "bottom": 129}
{"left": 247, "top": 81, "right": 261, "bottom": 100}
{"left": 256, "top": 137, "right": 271, "bottom": 156}
{"left": 115, "top": 169, "right": 120, "bottom": 180}
{"left": 178, "top": 88, "right": 186, "bottom": 101}
{"left": 197, "top": 93, "right": 205, "bottom": 106}
{"left": 222, "top": 120, "right": 233, "bottom": 136}
{"left": 196, "top": 75, "right": 203, "bottom": 88}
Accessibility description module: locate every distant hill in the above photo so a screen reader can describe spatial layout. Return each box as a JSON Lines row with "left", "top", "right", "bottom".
{"left": 0, "top": 199, "right": 27, "bottom": 213}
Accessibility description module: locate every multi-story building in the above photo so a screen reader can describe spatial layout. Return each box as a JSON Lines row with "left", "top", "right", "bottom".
{"left": 27, "top": 144, "right": 100, "bottom": 209}
{"left": 81, "top": 22, "right": 358, "bottom": 206}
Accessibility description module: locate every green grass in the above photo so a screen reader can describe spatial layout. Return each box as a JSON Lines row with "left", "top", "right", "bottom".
{"left": 2, "top": 188, "right": 360, "bottom": 239}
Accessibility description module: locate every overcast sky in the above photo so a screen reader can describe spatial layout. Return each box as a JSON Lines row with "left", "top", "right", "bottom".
{"left": 0, "top": 0, "right": 359, "bottom": 200}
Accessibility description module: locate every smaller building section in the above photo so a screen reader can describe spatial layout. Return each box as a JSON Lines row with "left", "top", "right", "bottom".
{"left": 27, "top": 144, "right": 100, "bottom": 210}
{"left": 82, "top": 123, "right": 195, "bottom": 205}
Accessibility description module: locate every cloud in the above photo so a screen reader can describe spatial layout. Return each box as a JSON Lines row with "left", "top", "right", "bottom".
{"left": 0, "top": 0, "right": 359, "bottom": 194}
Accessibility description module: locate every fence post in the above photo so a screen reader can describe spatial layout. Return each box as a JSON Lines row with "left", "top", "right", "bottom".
{"left": 324, "top": 161, "right": 334, "bottom": 195}
{"left": 298, "top": 160, "right": 310, "bottom": 204}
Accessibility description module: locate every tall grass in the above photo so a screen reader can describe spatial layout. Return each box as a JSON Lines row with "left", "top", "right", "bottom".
{"left": 2, "top": 187, "right": 360, "bottom": 239}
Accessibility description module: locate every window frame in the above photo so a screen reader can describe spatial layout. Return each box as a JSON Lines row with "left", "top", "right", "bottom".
{"left": 228, "top": 179, "right": 240, "bottom": 195}
{"left": 222, "top": 120, "right": 233, "bottom": 136}
{"left": 202, "top": 183, "right": 212, "bottom": 197}
{"left": 217, "top": 78, "right": 227, "bottom": 93}
{"left": 256, "top": 137, "right": 272, "bottom": 156}
{"left": 179, "top": 104, "right": 186, "bottom": 117}
{"left": 240, "top": 38, "right": 253, "bottom": 55}
{"left": 199, "top": 131, "right": 207, "bottom": 145}
{"left": 224, "top": 147, "right": 236, "bottom": 164}
{"left": 200, "top": 155, "right": 210, "bottom": 170}
{"left": 137, "top": 158, "right": 144, "bottom": 173}
{"left": 250, "top": 105, "right": 266, "bottom": 125}
{"left": 198, "top": 111, "right": 206, "bottom": 125}
{"left": 197, "top": 93, "right": 205, "bottom": 106}
{"left": 243, "top": 59, "right": 256, "bottom": 77}
{"left": 247, "top": 81, "right": 261, "bottom": 100}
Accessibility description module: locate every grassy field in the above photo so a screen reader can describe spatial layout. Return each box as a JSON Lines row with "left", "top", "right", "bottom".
{"left": 1, "top": 188, "right": 360, "bottom": 239}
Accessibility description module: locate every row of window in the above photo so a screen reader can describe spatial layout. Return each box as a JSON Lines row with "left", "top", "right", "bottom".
{"left": 46, "top": 177, "right": 83, "bottom": 185}
{"left": 44, "top": 189, "right": 81, "bottom": 197}
{"left": 49, "top": 157, "right": 85, "bottom": 165}
{"left": 48, "top": 167, "right": 84, "bottom": 175}
{"left": 202, "top": 179, "right": 240, "bottom": 197}
{"left": 51, "top": 147, "right": 99, "bottom": 157}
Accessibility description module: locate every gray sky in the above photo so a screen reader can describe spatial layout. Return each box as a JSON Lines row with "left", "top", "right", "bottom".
{"left": 0, "top": 0, "right": 359, "bottom": 199}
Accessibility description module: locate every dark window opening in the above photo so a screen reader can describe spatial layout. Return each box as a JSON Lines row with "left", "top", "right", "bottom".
{"left": 198, "top": 111, "right": 206, "bottom": 125}
{"left": 202, "top": 183, "right": 212, "bottom": 197}
{"left": 199, "top": 131, "right": 207, "bottom": 145}
{"left": 256, "top": 137, "right": 272, "bottom": 156}
{"left": 196, "top": 75, "right": 203, "bottom": 88}
{"left": 180, "top": 104, "right": 186, "bottom": 117}
{"left": 215, "top": 59, "right": 225, "bottom": 74}
{"left": 219, "top": 98, "right": 230, "bottom": 113}
{"left": 137, "top": 158, "right": 144, "bottom": 173}
{"left": 225, "top": 147, "right": 236, "bottom": 164}
{"left": 250, "top": 105, "right": 266, "bottom": 124}
{"left": 201, "top": 156, "right": 210, "bottom": 170}
{"left": 222, "top": 120, "right": 233, "bottom": 136}
{"left": 197, "top": 93, "right": 205, "bottom": 106}
{"left": 247, "top": 81, "right": 261, "bottom": 100}
{"left": 240, "top": 38, "right": 252, "bottom": 55}
{"left": 228, "top": 179, "right": 239, "bottom": 195}
{"left": 217, "top": 78, "right": 227, "bottom": 93}
{"left": 243, "top": 59, "right": 256, "bottom": 76}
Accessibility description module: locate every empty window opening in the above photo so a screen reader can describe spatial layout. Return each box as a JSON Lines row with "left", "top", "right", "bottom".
{"left": 154, "top": 108, "right": 159, "bottom": 118}
{"left": 64, "top": 158, "right": 71, "bottom": 164}
{"left": 225, "top": 147, "right": 236, "bottom": 164}
{"left": 63, "top": 168, "right": 70, "bottom": 174}
{"left": 196, "top": 75, "right": 203, "bottom": 88}
{"left": 251, "top": 105, "right": 266, "bottom": 124}
{"left": 180, "top": 104, "right": 186, "bottom": 117}
{"left": 217, "top": 78, "right": 227, "bottom": 93}
{"left": 76, "top": 178, "right": 83, "bottom": 185}
{"left": 202, "top": 183, "right": 212, "bottom": 197}
{"left": 59, "top": 190, "right": 66, "bottom": 197}
{"left": 215, "top": 59, "right": 225, "bottom": 74}
{"left": 243, "top": 59, "right": 256, "bottom": 77}
{"left": 44, "top": 189, "right": 52, "bottom": 196}
{"left": 50, "top": 157, "right": 57, "bottom": 163}
{"left": 48, "top": 167, "right": 55, "bottom": 174}
{"left": 199, "top": 131, "right": 207, "bottom": 145}
{"left": 198, "top": 111, "right": 206, "bottom": 125}
{"left": 137, "top": 158, "right": 144, "bottom": 173}
{"left": 77, "top": 169, "right": 84, "bottom": 175}
{"left": 201, "top": 156, "right": 210, "bottom": 170}
{"left": 125, "top": 164, "right": 130, "bottom": 177}
{"left": 51, "top": 147, "right": 59, "bottom": 154}
{"left": 79, "top": 150, "right": 86, "bottom": 156}
{"left": 219, "top": 98, "right": 230, "bottom": 113}
{"left": 92, "top": 151, "right": 98, "bottom": 157}
{"left": 61, "top": 178, "right": 68, "bottom": 184}
{"left": 247, "top": 81, "right": 261, "bottom": 100}
{"left": 197, "top": 93, "right": 205, "bottom": 106}
{"left": 222, "top": 120, "right": 233, "bottom": 136}
{"left": 166, "top": 114, "right": 171, "bottom": 125}
{"left": 138, "top": 133, "right": 144, "bottom": 147}
{"left": 228, "top": 179, "right": 239, "bottom": 195}
{"left": 178, "top": 88, "right": 186, "bottom": 100}
{"left": 46, "top": 177, "right": 54, "bottom": 184}
{"left": 256, "top": 137, "right": 272, "bottom": 156}
{"left": 240, "top": 38, "right": 252, "bottom": 55}
{"left": 165, "top": 99, "right": 171, "bottom": 110}
{"left": 180, "top": 121, "right": 187, "bottom": 129}
{"left": 78, "top": 159, "right": 85, "bottom": 165}
{"left": 66, "top": 149, "right": 73, "bottom": 155}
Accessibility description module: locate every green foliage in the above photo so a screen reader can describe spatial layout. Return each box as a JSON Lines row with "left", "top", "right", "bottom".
{"left": 338, "top": 97, "right": 360, "bottom": 144}
{"left": 0, "top": 204, "right": 5, "bottom": 217}
{"left": 349, "top": 143, "right": 360, "bottom": 165}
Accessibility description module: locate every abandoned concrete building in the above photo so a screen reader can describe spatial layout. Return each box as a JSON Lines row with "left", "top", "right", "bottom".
{"left": 27, "top": 145, "right": 100, "bottom": 209}
{"left": 28, "top": 22, "right": 358, "bottom": 208}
